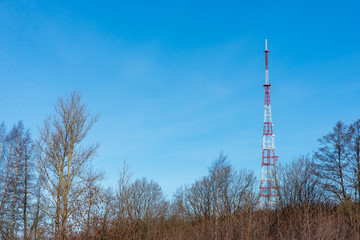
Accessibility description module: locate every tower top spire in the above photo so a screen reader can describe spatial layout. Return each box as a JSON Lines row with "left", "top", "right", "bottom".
{"left": 264, "top": 39, "right": 269, "bottom": 83}
{"left": 265, "top": 39, "right": 268, "bottom": 51}
{"left": 264, "top": 39, "right": 269, "bottom": 52}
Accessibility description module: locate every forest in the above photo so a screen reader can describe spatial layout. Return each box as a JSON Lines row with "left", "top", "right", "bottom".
{"left": 1, "top": 91, "right": 360, "bottom": 240}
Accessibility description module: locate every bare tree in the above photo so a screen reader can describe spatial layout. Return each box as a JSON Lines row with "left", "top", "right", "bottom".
{"left": 348, "top": 119, "right": 360, "bottom": 202}
{"left": 278, "top": 155, "right": 324, "bottom": 207}
{"left": 116, "top": 160, "right": 133, "bottom": 220}
{"left": 0, "top": 123, "right": 19, "bottom": 239}
{"left": 29, "top": 182, "right": 47, "bottom": 240}
{"left": 172, "top": 152, "right": 257, "bottom": 239}
{"left": 0, "top": 122, "right": 36, "bottom": 239}
{"left": 36, "top": 92, "right": 101, "bottom": 239}
{"left": 0, "top": 122, "right": 8, "bottom": 236}
{"left": 209, "top": 152, "right": 230, "bottom": 239}
{"left": 315, "top": 121, "right": 351, "bottom": 202}
{"left": 18, "top": 123, "right": 35, "bottom": 240}
{"left": 0, "top": 123, "right": 11, "bottom": 238}
{"left": 113, "top": 176, "right": 168, "bottom": 240}
{"left": 112, "top": 160, "right": 133, "bottom": 237}
{"left": 73, "top": 177, "right": 112, "bottom": 239}
{"left": 126, "top": 178, "right": 168, "bottom": 221}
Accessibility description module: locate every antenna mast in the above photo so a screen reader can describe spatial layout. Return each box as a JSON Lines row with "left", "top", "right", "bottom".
{"left": 259, "top": 39, "right": 279, "bottom": 207}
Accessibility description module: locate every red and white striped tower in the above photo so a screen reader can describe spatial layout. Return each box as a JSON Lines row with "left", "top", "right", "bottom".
{"left": 259, "top": 39, "right": 279, "bottom": 207}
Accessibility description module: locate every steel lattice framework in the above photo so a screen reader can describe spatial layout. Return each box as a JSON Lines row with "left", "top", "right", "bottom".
{"left": 259, "top": 39, "right": 279, "bottom": 207}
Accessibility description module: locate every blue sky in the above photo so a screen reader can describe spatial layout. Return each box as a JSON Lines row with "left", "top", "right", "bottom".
{"left": 0, "top": 0, "right": 359, "bottom": 198}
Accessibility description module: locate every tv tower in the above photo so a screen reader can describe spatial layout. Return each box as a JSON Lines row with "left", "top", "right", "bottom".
{"left": 259, "top": 39, "right": 279, "bottom": 207}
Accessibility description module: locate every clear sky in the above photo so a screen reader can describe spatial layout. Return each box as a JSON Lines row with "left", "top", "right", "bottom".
{"left": 0, "top": 0, "right": 359, "bottom": 198}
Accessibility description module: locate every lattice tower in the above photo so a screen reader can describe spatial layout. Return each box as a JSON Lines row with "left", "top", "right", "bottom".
{"left": 259, "top": 39, "right": 279, "bottom": 207}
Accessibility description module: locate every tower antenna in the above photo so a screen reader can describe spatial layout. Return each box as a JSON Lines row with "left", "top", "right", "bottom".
{"left": 259, "top": 39, "right": 279, "bottom": 207}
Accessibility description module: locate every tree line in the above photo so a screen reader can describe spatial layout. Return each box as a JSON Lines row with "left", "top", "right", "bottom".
{"left": 1, "top": 91, "right": 360, "bottom": 239}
